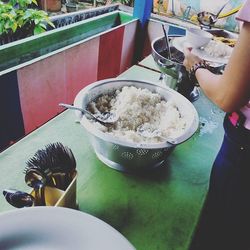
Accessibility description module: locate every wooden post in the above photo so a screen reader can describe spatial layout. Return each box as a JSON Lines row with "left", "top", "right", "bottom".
{"left": 132, "top": 0, "right": 153, "bottom": 63}
{"left": 133, "top": 0, "right": 153, "bottom": 28}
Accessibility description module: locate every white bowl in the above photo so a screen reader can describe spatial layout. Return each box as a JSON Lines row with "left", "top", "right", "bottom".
{"left": 185, "top": 27, "right": 213, "bottom": 48}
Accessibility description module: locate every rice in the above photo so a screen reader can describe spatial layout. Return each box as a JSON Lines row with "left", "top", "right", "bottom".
{"left": 87, "top": 86, "right": 187, "bottom": 143}
{"left": 204, "top": 40, "right": 233, "bottom": 58}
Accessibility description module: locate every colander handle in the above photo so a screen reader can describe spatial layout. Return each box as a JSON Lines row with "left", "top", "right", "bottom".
{"left": 158, "top": 59, "right": 175, "bottom": 69}
{"left": 165, "top": 138, "right": 177, "bottom": 145}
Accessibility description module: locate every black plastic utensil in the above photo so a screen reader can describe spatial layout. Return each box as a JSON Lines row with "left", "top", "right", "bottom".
{"left": 3, "top": 189, "right": 35, "bottom": 208}
{"left": 24, "top": 168, "right": 46, "bottom": 206}
{"left": 162, "top": 24, "right": 172, "bottom": 60}
{"left": 25, "top": 142, "right": 76, "bottom": 191}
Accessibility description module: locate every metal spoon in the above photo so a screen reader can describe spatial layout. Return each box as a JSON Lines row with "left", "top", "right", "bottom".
{"left": 59, "top": 103, "right": 118, "bottom": 126}
{"left": 162, "top": 24, "right": 172, "bottom": 60}
{"left": 3, "top": 189, "right": 35, "bottom": 208}
{"left": 197, "top": 0, "right": 230, "bottom": 27}
{"left": 24, "top": 168, "right": 46, "bottom": 206}
{"left": 136, "top": 125, "right": 176, "bottom": 144}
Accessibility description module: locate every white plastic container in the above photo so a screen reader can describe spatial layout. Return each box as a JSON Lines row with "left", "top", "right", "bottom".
{"left": 185, "top": 27, "right": 213, "bottom": 48}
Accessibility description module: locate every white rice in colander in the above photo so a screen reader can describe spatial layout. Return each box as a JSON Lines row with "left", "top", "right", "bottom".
{"left": 87, "top": 86, "right": 187, "bottom": 143}
{"left": 204, "top": 40, "right": 233, "bottom": 58}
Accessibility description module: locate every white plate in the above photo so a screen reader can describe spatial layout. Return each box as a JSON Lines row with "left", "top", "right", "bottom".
{"left": 0, "top": 207, "right": 136, "bottom": 250}
{"left": 172, "top": 36, "right": 229, "bottom": 66}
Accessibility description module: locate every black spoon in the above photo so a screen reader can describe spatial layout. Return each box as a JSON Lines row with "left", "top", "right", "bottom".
{"left": 162, "top": 24, "right": 172, "bottom": 60}
{"left": 24, "top": 168, "right": 46, "bottom": 206}
{"left": 3, "top": 189, "right": 35, "bottom": 208}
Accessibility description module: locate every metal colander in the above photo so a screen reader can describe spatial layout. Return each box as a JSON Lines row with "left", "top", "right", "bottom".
{"left": 74, "top": 79, "right": 199, "bottom": 172}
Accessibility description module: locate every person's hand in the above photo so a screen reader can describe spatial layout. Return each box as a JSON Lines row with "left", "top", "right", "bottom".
{"left": 183, "top": 47, "right": 203, "bottom": 72}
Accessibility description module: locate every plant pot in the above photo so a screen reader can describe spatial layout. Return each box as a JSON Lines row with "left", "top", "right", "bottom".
{"left": 66, "top": 2, "right": 78, "bottom": 12}
{"left": 40, "top": 0, "right": 62, "bottom": 12}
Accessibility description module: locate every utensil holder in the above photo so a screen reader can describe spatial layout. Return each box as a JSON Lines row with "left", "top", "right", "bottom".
{"left": 30, "top": 171, "right": 77, "bottom": 209}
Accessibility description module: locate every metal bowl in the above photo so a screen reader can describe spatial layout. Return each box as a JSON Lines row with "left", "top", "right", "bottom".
{"left": 152, "top": 36, "right": 199, "bottom": 101}
{"left": 151, "top": 36, "right": 226, "bottom": 102}
{"left": 74, "top": 79, "right": 199, "bottom": 172}
{"left": 151, "top": 36, "right": 185, "bottom": 81}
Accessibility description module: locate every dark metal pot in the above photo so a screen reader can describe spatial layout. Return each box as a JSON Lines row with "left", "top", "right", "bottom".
{"left": 151, "top": 36, "right": 198, "bottom": 101}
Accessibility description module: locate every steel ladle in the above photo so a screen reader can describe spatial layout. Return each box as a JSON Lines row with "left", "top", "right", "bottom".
{"left": 59, "top": 103, "right": 118, "bottom": 126}
{"left": 197, "top": 0, "right": 230, "bottom": 27}
{"left": 162, "top": 24, "right": 172, "bottom": 60}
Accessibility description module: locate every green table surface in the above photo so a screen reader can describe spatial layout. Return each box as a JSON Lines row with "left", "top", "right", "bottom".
{"left": 0, "top": 64, "right": 225, "bottom": 250}
{"left": 138, "top": 54, "right": 160, "bottom": 73}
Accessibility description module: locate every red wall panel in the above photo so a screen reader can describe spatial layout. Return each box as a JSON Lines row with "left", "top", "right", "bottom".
{"left": 120, "top": 22, "right": 137, "bottom": 73}
{"left": 17, "top": 53, "right": 67, "bottom": 134}
{"left": 17, "top": 37, "right": 100, "bottom": 134}
{"left": 97, "top": 26, "right": 125, "bottom": 80}
{"left": 65, "top": 37, "right": 99, "bottom": 103}
{"left": 17, "top": 23, "right": 137, "bottom": 135}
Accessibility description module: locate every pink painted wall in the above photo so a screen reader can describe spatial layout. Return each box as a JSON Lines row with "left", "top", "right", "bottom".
{"left": 18, "top": 53, "right": 68, "bottom": 134}
{"left": 120, "top": 21, "right": 137, "bottom": 73}
{"left": 65, "top": 37, "right": 100, "bottom": 102}
{"left": 97, "top": 26, "right": 124, "bottom": 80}
{"left": 18, "top": 37, "right": 100, "bottom": 134}
{"left": 143, "top": 20, "right": 163, "bottom": 58}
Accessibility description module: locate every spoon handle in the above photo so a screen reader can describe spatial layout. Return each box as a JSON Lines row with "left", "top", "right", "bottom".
{"left": 59, "top": 103, "right": 96, "bottom": 120}
{"left": 215, "top": 0, "right": 230, "bottom": 18}
{"left": 59, "top": 102, "right": 117, "bottom": 126}
{"left": 34, "top": 185, "right": 46, "bottom": 206}
{"left": 59, "top": 103, "right": 84, "bottom": 112}
{"left": 3, "top": 189, "right": 35, "bottom": 208}
{"left": 162, "top": 24, "right": 172, "bottom": 60}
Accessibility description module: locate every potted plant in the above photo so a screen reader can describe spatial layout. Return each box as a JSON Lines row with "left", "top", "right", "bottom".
{"left": 65, "top": 0, "right": 78, "bottom": 12}
{"left": 0, "top": 0, "right": 55, "bottom": 45}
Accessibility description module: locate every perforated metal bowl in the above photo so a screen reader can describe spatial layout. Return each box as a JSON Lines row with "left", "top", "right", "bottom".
{"left": 74, "top": 79, "right": 199, "bottom": 172}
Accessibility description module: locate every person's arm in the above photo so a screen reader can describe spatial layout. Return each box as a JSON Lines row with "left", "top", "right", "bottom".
{"left": 183, "top": 22, "right": 250, "bottom": 113}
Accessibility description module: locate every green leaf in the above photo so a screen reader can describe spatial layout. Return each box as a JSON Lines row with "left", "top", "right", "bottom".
{"left": 11, "top": 22, "right": 17, "bottom": 32}
{"left": 34, "top": 25, "right": 45, "bottom": 35}
{"left": 0, "top": 22, "right": 4, "bottom": 34}
{"left": 47, "top": 20, "right": 55, "bottom": 28}
{"left": 47, "top": 21, "right": 56, "bottom": 28}
{"left": 1, "top": 13, "right": 12, "bottom": 19}
{"left": 22, "top": 10, "right": 32, "bottom": 20}
{"left": 39, "top": 23, "right": 46, "bottom": 29}
{"left": 0, "top": 0, "right": 55, "bottom": 41}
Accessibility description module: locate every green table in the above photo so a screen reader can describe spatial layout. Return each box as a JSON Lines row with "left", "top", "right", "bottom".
{"left": 138, "top": 54, "right": 160, "bottom": 73}
{"left": 0, "top": 63, "right": 225, "bottom": 250}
